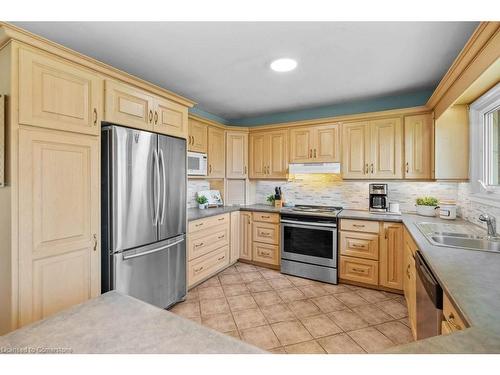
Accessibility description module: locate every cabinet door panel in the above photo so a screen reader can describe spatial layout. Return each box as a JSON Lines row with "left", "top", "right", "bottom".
{"left": 289, "top": 128, "right": 312, "bottom": 163}
{"left": 239, "top": 212, "right": 252, "bottom": 260}
{"left": 226, "top": 132, "right": 248, "bottom": 178}
{"left": 342, "top": 121, "right": 369, "bottom": 179}
{"left": 379, "top": 223, "right": 404, "bottom": 290}
{"left": 19, "top": 48, "right": 102, "bottom": 135}
{"left": 154, "top": 97, "right": 188, "bottom": 138}
{"left": 104, "top": 80, "right": 154, "bottom": 131}
{"left": 404, "top": 114, "right": 433, "bottom": 179}
{"left": 188, "top": 119, "right": 208, "bottom": 153}
{"left": 18, "top": 128, "right": 99, "bottom": 326}
{"left": 314, "top": 123, "right": 340, "bottom": 162}
{"left": 207, "top": 126, "right": 225, "bottom": 178}
{"left": 249, "top": 133, "right": 268, "bottom": 179}
{"left": 370, "top": 118, "right": 403, "bottom": 179}
{"left": 230, "top": 211, "right": 241, "bottom": 263}
{"left": 268, "top": 131, "right": 288, "bottom": 178}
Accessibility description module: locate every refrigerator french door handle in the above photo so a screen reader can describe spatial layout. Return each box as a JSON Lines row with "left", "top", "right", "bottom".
{"left": 159, "top": 148, "right": 166, "bottom": 224}
{"left": 153, "top": 149, "right": 160, "bottom": 225}
{"left": 122, "top": 236, "right": 185, "bottom": 260}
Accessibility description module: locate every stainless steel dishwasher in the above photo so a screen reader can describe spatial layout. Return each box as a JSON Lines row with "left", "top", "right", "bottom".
{"left": 415, "top": 250, "right": 443, "bottom": 339}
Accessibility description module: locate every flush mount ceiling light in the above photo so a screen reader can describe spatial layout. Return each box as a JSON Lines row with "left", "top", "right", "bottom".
{"left": 270, "top": 58, "right": 297, "bottom": 72}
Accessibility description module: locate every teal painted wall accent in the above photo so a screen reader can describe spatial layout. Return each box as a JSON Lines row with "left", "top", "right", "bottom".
{"left": 188, "top": 106, "right": 231, "bottom": 125}
{"left": 189, "top": 88, "right": 433, "bottom": 127}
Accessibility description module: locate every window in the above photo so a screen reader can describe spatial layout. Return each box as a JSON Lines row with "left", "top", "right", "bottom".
{"left": 470, "top": 83, "right": 500, "bottom": 202}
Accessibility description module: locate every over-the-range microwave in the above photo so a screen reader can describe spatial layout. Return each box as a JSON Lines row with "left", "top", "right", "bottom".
{"left": 187, "top": 151, "right": 208, "bottom": 176}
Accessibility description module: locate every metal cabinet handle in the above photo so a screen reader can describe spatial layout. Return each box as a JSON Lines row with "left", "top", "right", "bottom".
{"left": 314, "top": 149, "right": 317, "bottom": 158}
{"left": 309, "top": 149, "right": 312, "bottom": 158}
{"left": 259, "top": 250, "right": 272, "bottom": 258}
{"left": 217, "top": 256, "right": 225, "bottom": 261}
{"left": 194, "top": 242, "right": 204, "bottom": 248}
{"left": 209, "top": 164, "right": 212, "bottom": 174}
{"left": 244, "top": 166, "right": 247, "bottom": 174}
{"left": 261, "top": 215, "right": 270, "bottom": 219}
{"left": 194, "top": 266, "right": 204, "bottom": 273}
{"left": 365, "top": 164, "right": 369, "bottom": 174}
{"left": 405, "top": 162, "right": 409, "bottom": 173}
{"left": 93, "top": 234, "right": 97, "bottom": 251}
{"left": 370, "top": 163, "right": 374, "bottom": 174}
{"left": 352, "top": 268, "right": 365, "bottom": 273}
{"left": 217, "top": 235, "right": 225, "bottom": 239}
{"left": 352, "top": 224, "right": 365, "bottom": 228}
{"left": 406, "top": 264, "right": 411, "bottom": 278}
{"left": 93, "top": 108, "right": 98, "bottom": 126}
{"left": 218, "top": 217, "right": 225, "bottom": 221}
{"left": 154, "top": 111, "right": 158, "bottom": 125}
{"left": 195, "top": 222, "right": 204, "bottom": 227}
{"left": 351, "top": 243, "right": 365, "bottom": 249}
{"left": 149, "top": 110, "right": 153, "bottom": 123}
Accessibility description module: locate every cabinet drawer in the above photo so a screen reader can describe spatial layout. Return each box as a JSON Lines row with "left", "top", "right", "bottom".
{"left": 341, "top": 219, "right": 380, "bottom": 234}
{"left": 188, "top": 213, "right": 230, "bottom": 233}
{"left": 340, "top": 256, "right": 379, "bottom": 285}
{"left": 188, "top": 246, "right": 229, "bottom": 288}
{"left": 340, "top": 231, "right": 379, "bottom": 260}
{"left": 188, "top": 224, "right": 229, "bottom": 261}
{"left": 253, "top": 221, "right": 279, "bottom": 245}
{"left": 252, "top": 212, "right": 280, "bottom": 223}
{"left": 252, "top": 242, "right": 280, "bottom": 266}
{"left": 443, "top": 293, "right": 467, "bottom": 332}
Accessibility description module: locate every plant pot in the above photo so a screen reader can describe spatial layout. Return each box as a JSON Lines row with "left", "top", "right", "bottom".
{"left": 415, "top": 205, "right": 439, "bottom": 217}
{"left": 198, "top": 203, "right": 208, "bottom": 209}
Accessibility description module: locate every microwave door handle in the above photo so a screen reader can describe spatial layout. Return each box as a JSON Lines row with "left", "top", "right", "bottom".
{"left": 159, "top": 148, "right": 166, "bottom": 224}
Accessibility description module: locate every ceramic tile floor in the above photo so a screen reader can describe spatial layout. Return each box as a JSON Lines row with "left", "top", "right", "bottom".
{"left": 169, "top": 262, "right": 412, "bottom": 354}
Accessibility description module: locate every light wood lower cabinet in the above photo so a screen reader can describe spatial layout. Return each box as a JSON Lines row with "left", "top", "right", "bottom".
{"left": 19, "top": 47, "right": 103, "bottom": 136}
{"left": 230, "top": 211, "right": 241, "bottom": 263}
{"left": 339, "top": 256, "right": 379, "bottom": 286}
{"left": 339, "top": 219, "right": 404, "bottom": 294}
{"left": 239, "top": 212, "right": 253, "bottom": 261}
{"left": 403, "top": 227, "right": 417, "bottom": 338}
{"left": 187, "top": 213, "right": 230, "bottom": 288}
{"left": 18, "top": 127, "right": 100, "bottom": 326}
{"left": 441, "top": 292, "right": 467, "bottom": 335}
{"left": 252, "top": 242, "right": 280, "bottom": 266}
{"left": 379, "top": 223, "right": 404, "bottom": 290}
{"left": 188, "top": 246, "right": 229, "bottom": 287}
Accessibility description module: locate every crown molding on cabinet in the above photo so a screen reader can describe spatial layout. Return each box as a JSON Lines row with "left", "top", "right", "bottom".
{"left": 426, "top": 22, "right": 500, "bottom": 119}
{"left": 0, "top": 22, "right": 196, "bottom": 109}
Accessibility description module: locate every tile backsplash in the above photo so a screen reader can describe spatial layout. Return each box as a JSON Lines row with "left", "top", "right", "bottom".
{"left": 187, "top": 180, "right": 210, "bottom": 208}
{"left": 457, "top": 182, "right": 500, "bottom": 231}
{"left": 255, "top": 180, "right": 458, "bottom": 213}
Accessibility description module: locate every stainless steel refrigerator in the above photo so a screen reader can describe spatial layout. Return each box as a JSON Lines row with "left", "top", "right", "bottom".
{"left": 101, "top": 124, "right": 187, "bottom": 308}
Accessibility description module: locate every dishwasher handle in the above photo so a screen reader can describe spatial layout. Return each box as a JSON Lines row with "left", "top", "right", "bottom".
{"left": 415, "top": 250, "right": 443, "bottom": 309}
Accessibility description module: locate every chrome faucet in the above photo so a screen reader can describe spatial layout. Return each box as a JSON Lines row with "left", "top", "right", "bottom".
{"left": 479, "top": 214, "right": 498, "bottom": 238}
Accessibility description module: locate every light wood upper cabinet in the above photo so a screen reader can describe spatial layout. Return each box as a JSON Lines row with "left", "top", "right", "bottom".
{"left": 19, "top": 47, "right": 103, "bottom": 135}
{"left": 404, "top": 114, "right": 433, "bottom": 179}
{"left": 188, "top": 118, "right": 208, "bottom": 153}
{"left": 370, "top": 117, "right": 403, "bottom": 179}
{"left": 268, "top": 130, "right": 288, "bottom": 178}
{"left": 379, "top": 223, "right": 404, "bottom": 291}
{"left": 18, "top": 128, "right": 100, "bottom": 327}
{"left": 342, "top": 117, "right": 403, "bottom": 179}
{"left": 289, "top": 128, "right": 313, "bottom": 163}
{"left": 154, "top": 97, "right": 188, "bottom": 139}
{"left": 207, "top": 126, "right": 225, "bottom": 178}
{"left": 342, "top": 121, "right": 370, "bottom": 178}
{"left": 289, "top": 123, "right": 340, "bottom": 163}
{"left": 226, "top": 131, "right": 248, "bottom": 178}
{"left": 105, "top": 80, "right": 155, "bottom": 131}
{"left": 249, "top": 133, "right": 268, "bottom": 179}
{"left": 239, "top": 212, "right": 253, "bottom": 261}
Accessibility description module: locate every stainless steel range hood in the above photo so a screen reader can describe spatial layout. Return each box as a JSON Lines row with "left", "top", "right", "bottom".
{"left": 288, "top": 162, "right": 341, "bottom": 174}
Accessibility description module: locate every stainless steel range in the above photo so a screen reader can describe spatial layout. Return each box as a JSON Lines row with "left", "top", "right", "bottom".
{"left": 280, "top": 205, "right": 342, "bottom": 284}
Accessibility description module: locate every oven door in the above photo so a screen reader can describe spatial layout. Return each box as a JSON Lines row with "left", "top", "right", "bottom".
{"left": 280, "top": 220, "right": 337, "bottom": 268}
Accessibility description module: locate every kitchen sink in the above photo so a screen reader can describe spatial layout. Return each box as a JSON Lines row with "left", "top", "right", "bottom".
{"left": 416, "top": 222, "right": 500, "bottom": 253}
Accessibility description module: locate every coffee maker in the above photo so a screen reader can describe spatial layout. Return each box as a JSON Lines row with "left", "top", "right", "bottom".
{"left": 369, "top": 183, "right": 388, "bottom": 212}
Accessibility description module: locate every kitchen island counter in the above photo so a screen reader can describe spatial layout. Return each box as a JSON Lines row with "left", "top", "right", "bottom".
{"left": 0, "top": 291, "right": 263, "bottom": 354}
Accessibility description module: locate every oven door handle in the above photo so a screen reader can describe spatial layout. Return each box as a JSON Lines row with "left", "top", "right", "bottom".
{"left": 281, "top": 219, "right": 336, "bottom": 228}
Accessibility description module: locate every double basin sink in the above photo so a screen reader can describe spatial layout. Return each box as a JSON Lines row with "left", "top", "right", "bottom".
{"left": 416, "top": 222, "right": 500, "bottom": 253}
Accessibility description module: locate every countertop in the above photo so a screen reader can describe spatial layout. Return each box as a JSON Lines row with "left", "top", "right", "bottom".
{"left": 188, "top": 204, "right": 281, "bottom": 221}
{"left": 386, "top": 214, "right": 500, "bottom": 353}
{"left": 0, "top": 291, "right": 263, "bottom": 354}
{"left": 337, "top": 209, "right": 403, "bottom": 223}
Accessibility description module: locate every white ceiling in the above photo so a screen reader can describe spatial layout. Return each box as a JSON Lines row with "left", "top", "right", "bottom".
{"left": 13, "top": 22, "right": 478, "bottom": 120}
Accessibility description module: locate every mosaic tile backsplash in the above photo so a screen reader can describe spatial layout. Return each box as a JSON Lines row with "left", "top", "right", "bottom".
{"left": 255, "top": 180, "right": 458, "bottom": 213}
{"left": 457, "top": 182, "right": 500, "bottom": 232}
{"left": 187, "top": 180, "right": 210, "bottom": 208}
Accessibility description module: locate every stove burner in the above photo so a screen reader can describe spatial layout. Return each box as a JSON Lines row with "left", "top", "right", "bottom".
{"left": 282, "top": 205, "right": 343, "bottom": 217}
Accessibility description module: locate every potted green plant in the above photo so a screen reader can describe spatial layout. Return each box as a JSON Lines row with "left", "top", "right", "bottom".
{"left": 196, "top": 195, "right": 209, "bottom": 209}
{"left": 415, "top": 197, "right": 439, "bottom": 217}
{"left": 266, "top": 194, "right": 275, "bottom": 206}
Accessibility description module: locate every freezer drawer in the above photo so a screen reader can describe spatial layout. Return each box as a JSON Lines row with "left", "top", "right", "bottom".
{"left": 113, "top": 235, "right": 186, "bottom": 308}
